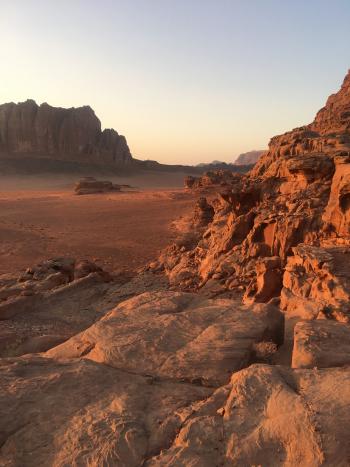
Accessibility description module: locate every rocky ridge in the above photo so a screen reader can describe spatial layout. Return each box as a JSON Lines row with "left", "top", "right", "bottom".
{"left": 155, "top": 71, "right": 350, "bottom": 308}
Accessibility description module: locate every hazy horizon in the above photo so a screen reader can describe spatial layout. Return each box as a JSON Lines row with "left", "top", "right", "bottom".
{"left": 1, "top": 0, "right": 350, "bottom": 164}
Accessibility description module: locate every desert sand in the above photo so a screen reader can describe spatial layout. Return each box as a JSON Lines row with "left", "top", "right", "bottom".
{"left": 0, "top": 175, "right": 194, "bottom": 275}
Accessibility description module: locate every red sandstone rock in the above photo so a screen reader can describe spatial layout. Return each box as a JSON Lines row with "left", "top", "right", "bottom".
{"left": 292, "top": 320, "right": 350, "bottom": 369}
{"left": 281, "top": 245, "right": 350, "bottom": 321}
{"left": 48, "top": 291, "right": 284, "bottom": 387}
{"left": 158, "top": 70, "right": 350, "bottom": 300}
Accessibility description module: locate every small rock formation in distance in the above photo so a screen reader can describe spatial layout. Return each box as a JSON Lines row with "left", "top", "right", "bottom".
{"left": 74, "top": 176, "right": 129, "bottom": 195}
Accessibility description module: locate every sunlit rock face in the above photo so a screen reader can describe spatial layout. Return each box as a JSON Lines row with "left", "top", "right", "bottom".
{"left": 0, "top": 100, "right": 132, "bottom": 166}
{"left": 156, "top": 71, "right": 350, "bottom": 304}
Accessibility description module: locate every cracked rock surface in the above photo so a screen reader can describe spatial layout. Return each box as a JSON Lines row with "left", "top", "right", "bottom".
{"left": 47, "top": 291, "right": 284, "bottom": 387}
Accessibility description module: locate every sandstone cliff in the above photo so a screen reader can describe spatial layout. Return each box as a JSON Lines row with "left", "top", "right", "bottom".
{"left": 154, "top": 70, "right": 350, "bottom": 318}
{"left": 0, "top": 99, "right": 133, "bottom": 167}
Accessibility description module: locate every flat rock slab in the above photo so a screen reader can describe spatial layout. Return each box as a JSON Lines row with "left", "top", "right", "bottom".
{"left": 0, "top": 355, "right": 210, "bottom": 466}
{"left": 1, "top": 357, "right": 350, "bottom": 465}
{"left": 147, "top": 364, "right": 350, "bottom": 466}
{"left": 48, "top": 291, "right": 284, "bottom": 387}
{"left": 292, "top": 319, "right": 350, "bottom": 369}
{"left": 0, "top": 272, "right": 168, "bottom": 358}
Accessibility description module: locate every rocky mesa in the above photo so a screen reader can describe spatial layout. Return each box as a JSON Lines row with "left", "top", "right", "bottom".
{"left": 0, "top": 99, "right": 133, "bottom": 168}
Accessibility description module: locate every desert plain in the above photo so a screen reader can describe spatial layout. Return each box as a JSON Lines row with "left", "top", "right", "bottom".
{"left": 0, "top": 173, "right": 194, "bottom": 276}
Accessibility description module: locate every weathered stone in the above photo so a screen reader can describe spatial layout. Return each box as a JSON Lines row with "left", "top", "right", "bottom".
{"left": 281, "top": 245, "right": 350, "bottom": 321}
{"left": 147, "top": 364, "right": 350, "bottom": 466}
{"left": 292, "top": 320, "right": 350, "bottom": 369}
{"left": 74, "top": 177, "right": 122, "bottom": 195}
{"left": 0, "top": 356, "right": 211, "bottom": 466}
{"left": 0, "top": 100, "right": 132, "bottom": 166}
{"left": 48, "top": 291, "right": 284, "bottom": 387}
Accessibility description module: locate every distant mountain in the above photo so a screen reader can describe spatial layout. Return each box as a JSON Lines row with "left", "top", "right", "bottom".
{"left": 233, "top": 150, "right": 265, "bottom": 165}
{"left": 194, "top": 152, "right": 266, "bottom": 173}
{"left": 194, "top": 160, "right": 251, "bottom": 173}
{"left": 0, "top": 100, "right": 132, "bottom": 168}
{"left": 0, "top": 100, "right": 263, "bottom": 176}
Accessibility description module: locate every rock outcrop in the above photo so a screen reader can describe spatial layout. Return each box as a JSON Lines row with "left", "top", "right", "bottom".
{"left": 292, "top": 320, "right": 350, "bottom": 369}
{"left": 184, "top": 169, "right": 242, "bottom": 190}
{"left": 0, "top": 258, "right": 115, "bottom": 357}
{"left": 147, "top": 364, "right": 350, "bottom": 466}
{"left": 0, "top": 100, "right": 132, "bottom": 166}
{"left": 74, "top": 176, "right": 125, "bottom": 195}
{"left": 156, "top": 70, "right": 350, "bottom": 305}
{"left": 2, "top": 356, "right": 350, "bottom": 466}
{"left": 281, "top": 245, "right": 350, "bottom": 321}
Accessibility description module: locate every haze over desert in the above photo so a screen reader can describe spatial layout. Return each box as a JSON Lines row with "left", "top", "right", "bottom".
{"left": 1, "top": 1, "right": 350, "bottom": 466}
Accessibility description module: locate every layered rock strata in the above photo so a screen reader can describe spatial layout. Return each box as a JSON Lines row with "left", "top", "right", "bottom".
{"left": 0, "top": 100, "right": 132, "bottom": 166}
{"left": 155, "top": 71, "right": 350, "bottom": 310}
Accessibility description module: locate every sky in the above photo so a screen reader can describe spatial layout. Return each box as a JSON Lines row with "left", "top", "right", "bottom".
{"left": 1, "top": 0, "right": 350, "bottom": 165}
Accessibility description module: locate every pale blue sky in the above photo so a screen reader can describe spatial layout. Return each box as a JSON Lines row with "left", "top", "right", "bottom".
{"left": 1, "top": 0, "right": 350, "bottom": 164}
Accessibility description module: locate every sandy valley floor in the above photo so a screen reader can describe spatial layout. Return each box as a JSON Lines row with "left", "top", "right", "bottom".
{"left": 0, "top": 178, "right": 195, "bottom": 275}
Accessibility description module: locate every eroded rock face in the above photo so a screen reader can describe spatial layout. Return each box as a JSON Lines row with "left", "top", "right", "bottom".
{"left": 184, "top": 170, "right": 242, "bottom": 190}
{"left": 48, "top": 291, "right": 284, "bottom": 387}
{"left": 292, "top": 320, "right": 350, "bottom": 369}
{"left": 323, "top": 154, "right": 350, "bottom": 237}
{"left": 281, "top": 245, "right": 350, "bottom": 321}
{"left": 0, "top": 100, "right": 132, "bottom": 166}
{"left": 192, "top": 197, "right": 214, "bottom": 227}
{"left": 157, "top": 71, "right": 350, "bottom": 302}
